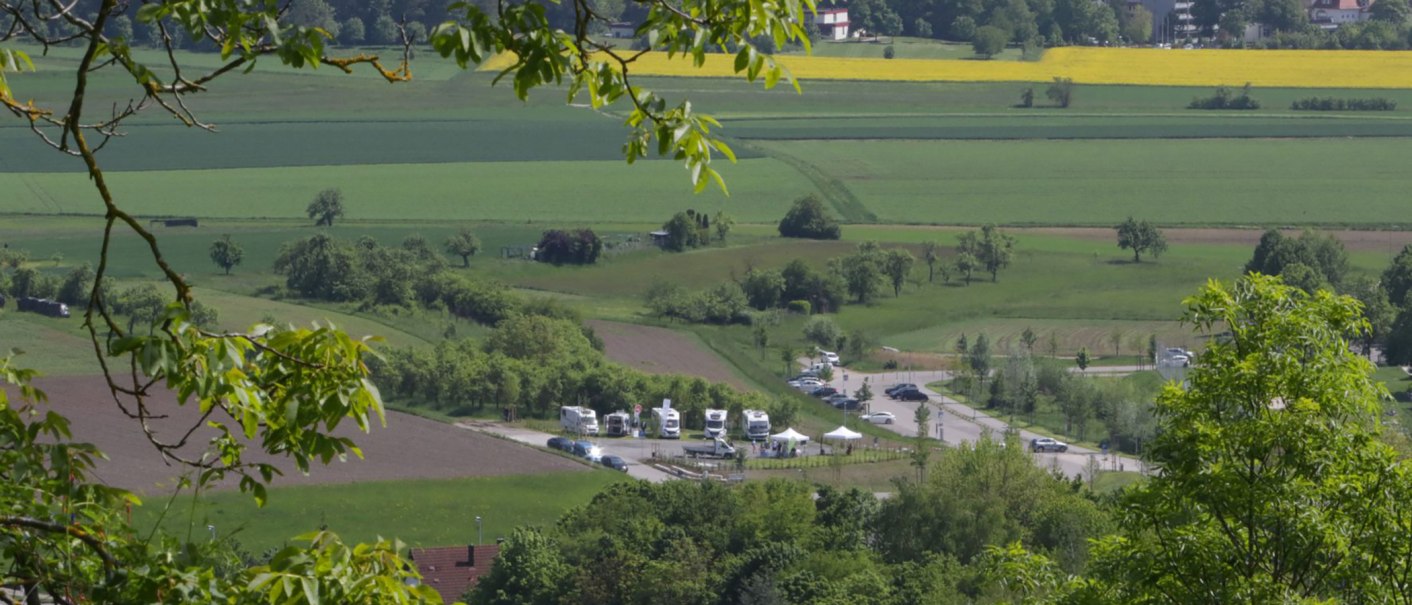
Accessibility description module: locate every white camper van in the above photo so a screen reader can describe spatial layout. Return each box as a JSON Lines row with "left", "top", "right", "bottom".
{"left": 652, "top": 407, "right": 681, "bottom": 439}
{"left": 604, "top": 411, "right": 632, "bottom": 437}
{"left": 741, "top": 409, "right": 771, "bottom": 440}
{"left": 704, "top": 409, "right": 728, "bottom": 438}
{"left": 560, "top": 406, "right": 599, "bottom": 436}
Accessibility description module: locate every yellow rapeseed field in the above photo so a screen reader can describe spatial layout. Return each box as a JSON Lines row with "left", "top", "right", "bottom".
{"left": 482, "top": 47, "right": 1412, "bottom": 88}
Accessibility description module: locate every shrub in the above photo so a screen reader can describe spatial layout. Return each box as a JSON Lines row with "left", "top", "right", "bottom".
{"left": 1290, "top": 97, "right": 1396, "bottom": 111}
{"left": 535, "top": 229, "right": 603, "bottom": 265}
{"left": 883, "top": 359, "right": 899, "bottom": 370}
{"left": 1045, "top": 77, "right": 1074, "bottom": 108}
{"left": 786, "top": 300, "right": 811, "bottom": 315}
{"left": 1189, "top": 84, "right": 1260, "bottom": 110}
{"left": 972, "top": 25, "right": 1007, "bottom": 58}
{"left": 777, "top": 195, "right": 841, "bottom": 240}
{"left": 884, "top": 45, "right": 896, "bottom": 59}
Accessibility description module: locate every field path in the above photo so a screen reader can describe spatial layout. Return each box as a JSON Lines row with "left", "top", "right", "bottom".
{"left": 587, "top": 320, "right": 755, "bottom": 392}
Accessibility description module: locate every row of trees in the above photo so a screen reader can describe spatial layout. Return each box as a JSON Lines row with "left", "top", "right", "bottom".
{"left": 821, "top": 0, "right": 1138, "bottom": 47}
{"left": 661, "top": 209, "right": 734, "bottom": 251}
{"left": 0, "top": 253, "right": 218, "bottom": 330}
{"left": 372, "top": 314, "right": 798, "bottom": 427}
{"left": 470, "top": 435, "right": 1110, "bottom": 605}
{"left": 1195, "top": 0, "right": 1412, "bottom": 46}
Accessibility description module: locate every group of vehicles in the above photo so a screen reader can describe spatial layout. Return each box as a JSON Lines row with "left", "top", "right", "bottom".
{"left": 545, "top": 436, "right": 628, "bottom": 471}
{"left": 560, "top": 405, "right": 769, "bottom": 441}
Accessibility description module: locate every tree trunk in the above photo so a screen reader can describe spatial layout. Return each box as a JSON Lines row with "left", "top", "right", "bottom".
{"left": 1133, "top": 249, "right": 1141, "bottom": 263}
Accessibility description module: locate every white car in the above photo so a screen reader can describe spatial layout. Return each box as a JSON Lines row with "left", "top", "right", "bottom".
{"left": 818, "top": 350, "right": 841, "bottom": 365}
{"left": 860, "top": 411, "right": 896, "bottom": 425}
{"left": 792, "top": 379, "right": 823, "bottom": 391}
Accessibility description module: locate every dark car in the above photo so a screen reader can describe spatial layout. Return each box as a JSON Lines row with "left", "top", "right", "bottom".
{"left": 886, "top": 383, "right": 917, "bottom": 397}
{"left": 573, "top": 440, "right": 594, "bottom": 457}
{"left": 833, "top": 398, "right": 862, "bottom": 411}
{"left": 893, "top": 388, "right": 929, "bottom": 402}
{"left": 600, "top": 455, "right": 629, "bottom": 472}
{"left": 810, "top": 386, "right": 840, "bottom": 398}
{"left": 547, "top": 436, "right": 574, "bottom": 451}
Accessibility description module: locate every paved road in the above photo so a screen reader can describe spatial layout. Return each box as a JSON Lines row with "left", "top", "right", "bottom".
{"left": 456, "top": 422, "right": 678, "bottom": 483}
{"left": 827, "top": 369, "right": 1146, "bottom": 479}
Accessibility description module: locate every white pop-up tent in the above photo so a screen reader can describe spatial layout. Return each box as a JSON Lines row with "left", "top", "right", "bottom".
{"left": 823, "top": 426, "right": 863, "bottom": 441}
{"left": 770, "top": 427, "right": 811, "bottom": 444}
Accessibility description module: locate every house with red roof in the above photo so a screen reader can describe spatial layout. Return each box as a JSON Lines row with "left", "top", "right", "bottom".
{"left": 1308, "top": 0, "right": 1370, "bottom": 29}
{"left": 409, "top": 544, "right": 502, "bottom": 604}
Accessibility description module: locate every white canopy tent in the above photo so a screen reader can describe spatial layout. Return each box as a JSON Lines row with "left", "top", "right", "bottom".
{"left": 823, "top": 426, "right": 863, "bottom": 441}
{"left": 770, "top": 428, "right": 811, "bottom": 444}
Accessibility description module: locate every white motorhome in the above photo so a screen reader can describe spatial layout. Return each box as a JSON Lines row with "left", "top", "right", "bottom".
{"left": 604, "top": 411, "right": 632, "bottom": 437}
{"left": 741, "top": 409, "right": 771, "bottom": 440}
{"left": 652, "top": 407, "right": 681, "bottom": 439}
{"left": 704, "top": 409, "right": 728, "bottom": 438}
{"left": 560, "top": 406, "right": 599, "bottom": 436}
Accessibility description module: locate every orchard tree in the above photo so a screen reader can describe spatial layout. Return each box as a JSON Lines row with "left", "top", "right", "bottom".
{"left": 1075, "top": 347, "right": 1090, "bottom": 372}
{"left": 955, "top": 251, "right": 979, "bottom": 285}
{"left": 306, "top": 188, "right": 346, "bottom": 227}
{"left": 0, "top": 0, "right": 814, "bottom": 595}
{"left": 713, "top": 210, "right": 734, "bottom": 243}
{"left": 208, "top": 234, "right": 245, "bottom": 275}
{"left": 1020, "top": 326, "right": 1037, "bottom": 354}
{"left": 1114, "top": 216, "right": 1167, "bottom": 263}
{"left": 973, "top": 25, "right": 1007, "bottom": 58}
{"left": 882, "top": 248, "right": 915, "bottom": 297}
{"left": 444, "top": 227, "right": 482, "bottom": 267}
{"left": 921, "top": 241, "right": 943, "bottom": 283}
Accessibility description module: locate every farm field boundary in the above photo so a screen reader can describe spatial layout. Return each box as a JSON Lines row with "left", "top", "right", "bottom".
{"left": 487, "top": 48, "right": 1412, "bottom": 88}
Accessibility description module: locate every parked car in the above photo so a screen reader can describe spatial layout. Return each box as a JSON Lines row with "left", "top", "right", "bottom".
{"left": 860, "top": 411, "right": 896, "bottom": 424}
{"left": 573, "top": 440, "right": 602, "bottom": 461}
{"left": 600, "top": 455, "right": 628, "bottom": 472}
{"left": 833, "top": 398, "right": 862, "bottom": 411}
{"left": 793, "top": 379, "right": 823, "bottom": 391}
{"left": 885, "top": 383, "right": 917, "bottom": 397}
{"left": 892, "top": 389, "right": 929, "bottom": 402}
{"left": 1030, "top": 437, "right": 1069, "bottom": 453}
{"left": 792, "top": 371, "right": 819, "bottom": 381}
{"left": 547, "top": 436, "right": 574, "bottom": 451}
{"left": 810, "top": 386, "right": 840, "bottom": 398}
{"left": 817, "top": 350, "right": 841, "bottom": 365}
{"left": 824, "top": 393, "right": 851, "bottom": 406}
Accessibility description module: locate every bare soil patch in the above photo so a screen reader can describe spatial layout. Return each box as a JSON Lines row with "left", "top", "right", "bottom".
{"left": 26, "top": 376, "right": 587, "bottom": 493}
{"left": 587, "top": 320, "right": 754, "bottom": 391}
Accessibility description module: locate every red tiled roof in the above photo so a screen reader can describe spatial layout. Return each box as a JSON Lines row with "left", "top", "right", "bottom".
{"left": 410, "top": 545, "right": 502, "bottom": 604}
{"left": 1308, "top": 0, "right": 1366, "bottom": 11}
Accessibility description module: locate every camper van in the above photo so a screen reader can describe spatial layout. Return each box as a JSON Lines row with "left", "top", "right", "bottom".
{"left": 652, "top": 407, "right": 681, "bottom": 439}
{"left": 604, "top": 411, "right": 632, "bottom": 437}
{"left": 704, "top": 409, "right": 728, "bottom": 438}
{"left": 560, "top": 406, "right": 599, "bottom": 436}
{"left": 741, "top": 409, "right": 771, "bottom": 440}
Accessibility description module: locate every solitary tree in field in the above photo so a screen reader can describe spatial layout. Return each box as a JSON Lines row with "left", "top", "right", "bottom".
{"left": 307, "top": 188, "right": 345, "bottom": 227}
{"left": 883, "top": 248, "right": 915, "bottom": 297}
{"left": 443, "top": 227, "right": 481, "bottom": 267}
{"left": 208, "top": 234, "right": 245, "bottom": 275}
{"left": 1020, "top": 327, "right": 1038, "bottom": 354}
{"left": 921, "top": 241, "right": 942, "bottom": 283}
{"left": 1115, "top": 216, "right": 1168, "bottom": 263}
{"left": 713, "top": 210, "right": 734, "bottom": 243}
{"left": 1076, "top": 347, "right": 1091, "bottom": 373}
{"left": 972, "top": 25, "right": 1007, "bottom": 58}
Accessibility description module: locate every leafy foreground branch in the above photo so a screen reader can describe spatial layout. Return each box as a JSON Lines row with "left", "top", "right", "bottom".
{"left": 0, "top": 0, "right": 815, "bottom": 601}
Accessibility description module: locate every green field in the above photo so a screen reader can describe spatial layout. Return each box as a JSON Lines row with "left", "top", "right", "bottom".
{"left": 133, "top": 472, "right": 629, "bottom": 554}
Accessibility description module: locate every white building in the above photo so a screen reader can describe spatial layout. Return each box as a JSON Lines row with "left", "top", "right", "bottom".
{"left": 809, "top": 8, "right": 850, "bottom": 40}
{"left": 1307, "top": 0, "right": 1369, "bottom": 30}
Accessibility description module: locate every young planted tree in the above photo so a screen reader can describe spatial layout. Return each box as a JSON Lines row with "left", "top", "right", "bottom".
{"left": 306, "top": 188, "right": 346, "bottom": 226}
{"left": 1075, "top": 347, "right": 1091, "bottom": 372}
{"left": 443, "top": 227, "right": 482, "bottom": 267}
{"left": 921, "top": 241, "right": 942, "bottom": 283}
{"left": 713, "top": 210, "right": 734, "bottom": 243}
{"left": 911, "top": 402, "right": 932, "bottom": 481}
{"left": 208, "top": 234, "right": 244, "bottom": 275}
{"left": 1109, "top": 329, "right": 1122, "bottom": 358}
{"left": 1020, "top": 326, "right": 1038, "bottom": 354}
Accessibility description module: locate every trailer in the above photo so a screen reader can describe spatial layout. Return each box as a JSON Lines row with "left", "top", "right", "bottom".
{"left": 704, "top": 409, "right": 728, "bottom": 438}
{"left": 560, "top": 406, "right": 599, "bottom": 436}
{"left": 17, "top": 297, "right": 69, "bottom": 319}
{"left": 683, "top": 437, "right": 736, "bottom": 459}
{"left": 741, "top": 409, "right": 770, "bottom": 441}
{"left": 604, "top": 411, "right": 632, "bottom": 437}
{"left": 652, "top": 407, "right": 681, "bottom": 439}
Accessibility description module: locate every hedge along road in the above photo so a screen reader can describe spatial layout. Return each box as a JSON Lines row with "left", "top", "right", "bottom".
{"left": 828, "top": 367, "right": 1146, "bottom": 479}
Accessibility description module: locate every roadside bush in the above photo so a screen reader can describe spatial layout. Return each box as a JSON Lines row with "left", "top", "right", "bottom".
{"left": 1290, "top": 97, "right": 1397, "bottom": 111}
{"left": 777, "top": 195, "right": 841, "bottom": 240}
{"left": 803, "top": 316, "right": 842, "bottom": 349}
{"left": 1189, "top": 84, "right": 1260, "bottom": 110}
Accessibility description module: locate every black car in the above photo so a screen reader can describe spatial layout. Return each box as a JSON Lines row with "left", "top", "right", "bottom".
{"left": 893, "top": 388, "right": 929, "bottom": 402}
{"left": 810, "top": 386, "right": 840, "bottom": 398}
{"left": 886, "top": 383, "right": 917, "bottom": 397}
{"left": 573, "top": 440, "right": 595, "bottom": 458}
{"left": 547, "top": 436, "right": 574, "bottom": 451}
{"left": 833, "top": 398, "right": 863, "bottom": 411}
{"left": 600, "top": 455, "right": 629, "bottom": 472}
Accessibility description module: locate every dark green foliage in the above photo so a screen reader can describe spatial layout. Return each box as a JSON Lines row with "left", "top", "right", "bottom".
{"left": 741, "top": 268, "right": 786, "bottom": 310}
{"left": 1291, "top": 97, "right": 1397, "bottom": 111}
{"left": 884, "top": 45, "right": 896, "bottom": 59}
{"left": 644, "top": 280, "right": 752, "bottom": 324}
{"left": 8, "top": 267, "right": 55, "bottom": 300}
{"left": 662, "top": 209, "right": 713, "bottom": 251}
{"left": 956, "top": 225, "right": 1015, "bottom": 282}
{"left": 782, "top": 259, "right": 846, "bottom": 314}
{"left": 1382, "top": 244, "right": 1412, "bottom": 305}
{"left": 972, "top": 25, "right": 1006, "bottom": 58}
{"left": 209, "top": 234, "right": 245, "bottom": 275}
{"left": 306, "top": 188, "right": 345, "bottom": 226}
{"left": 1113, "top": 217, "right": 1167, "bottom": 263}
{"left": 777, "top": 195, "right": 841, "bottom": 240}
{"left": 1189, "top": 84, "right": 1261, "bottom": 110}
{"left": 1245, "top": 229, "right": 1350, "bottom": 289}
{"left": 1019, "top": 86, "right": 1034, "bottom": 107}
{"left": 785, "top": 299, "right": 811, "bottom": 315}
{"left": 54, "top": 263, "right": 93, "bottom": 307}
{"left": 535, "top": 228, "right": 602, "bottom": 265}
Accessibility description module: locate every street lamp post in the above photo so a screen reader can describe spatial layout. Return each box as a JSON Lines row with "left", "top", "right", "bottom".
{"left": 475, "top": 516, "right": 483, "bottom": 546}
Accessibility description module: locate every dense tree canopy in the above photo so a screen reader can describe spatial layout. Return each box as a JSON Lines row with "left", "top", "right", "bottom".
{"left": 1114, "top": 217, "right": 1167, "bottom": 263}
{"left": 778, "top": 195, "right": 843, "bottom": 240}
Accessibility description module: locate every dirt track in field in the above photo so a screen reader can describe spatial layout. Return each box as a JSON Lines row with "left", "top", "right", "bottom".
{"left": 1023, "top": 227, "right": 1412, "bottom": 252}
{"left": 587, "top": 320, "right": 754, "bottom": 392}
{"left": 25, "top": 377, "right": 587, "bottom": 493}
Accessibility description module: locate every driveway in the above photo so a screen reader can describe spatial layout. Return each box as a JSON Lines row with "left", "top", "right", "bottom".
{"left": 827, "top": 368, "right": 1146, "bottom": 480}
{"left": 457, "top": 422, "right": 676, "bottom": 483}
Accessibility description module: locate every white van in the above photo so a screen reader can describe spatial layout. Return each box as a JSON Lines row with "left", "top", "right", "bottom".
{"left": 817, "top": 350, "right": 841, "bottom": 365}
{"left": 560, "top": 406, "right": 599, "bottom": 436}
